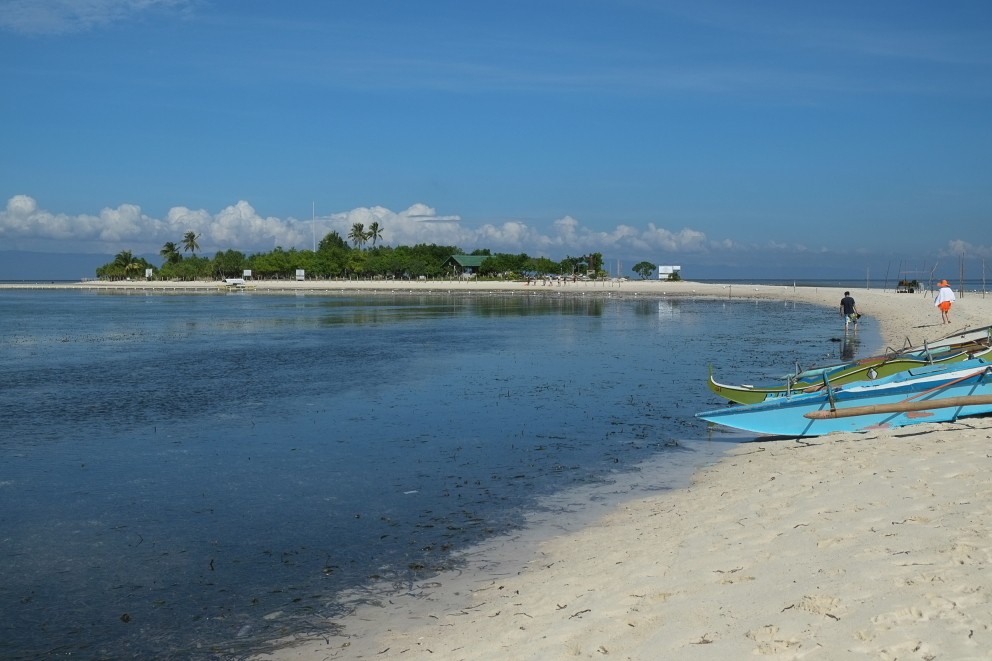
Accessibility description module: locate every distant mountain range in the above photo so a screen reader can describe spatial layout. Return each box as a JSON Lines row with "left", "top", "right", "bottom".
{"left": 0, "top": 251, "right": 121, "bottom": 281}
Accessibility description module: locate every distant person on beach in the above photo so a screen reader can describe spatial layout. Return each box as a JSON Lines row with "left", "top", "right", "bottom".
{"left": 934, "top": 279, "right": 956, "bottom": 324}
{"left": 840, "top": 291, "right": 859, "bottom": 329}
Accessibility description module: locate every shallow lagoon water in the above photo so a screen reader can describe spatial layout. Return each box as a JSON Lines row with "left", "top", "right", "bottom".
{"left": 0, "top": 290, "right": 878, "bottom": 659}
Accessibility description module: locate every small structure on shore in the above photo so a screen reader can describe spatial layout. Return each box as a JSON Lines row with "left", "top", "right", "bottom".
{"left": 442, "top": 255, "right": 488, "bottom": 277}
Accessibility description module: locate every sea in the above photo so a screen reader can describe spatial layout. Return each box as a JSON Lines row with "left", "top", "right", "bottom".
{"left": 0, "top": 287, "right": 882, "bottom": 660}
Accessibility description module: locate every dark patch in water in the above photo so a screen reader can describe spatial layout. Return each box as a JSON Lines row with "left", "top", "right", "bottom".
{"left": 0, "top": 291, "right": 877, "bottom": 659}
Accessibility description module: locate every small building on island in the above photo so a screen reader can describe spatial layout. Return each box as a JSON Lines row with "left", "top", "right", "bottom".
{"left": 441, "top": 255, "right": 488, "bottom": 277}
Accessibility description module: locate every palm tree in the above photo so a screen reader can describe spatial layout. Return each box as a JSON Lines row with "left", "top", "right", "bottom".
{"left": 160, "top": 241, "right": 182, "bottom": 265}
{"left": 113, "top": 250, "right": 141, "bottom": 279}
{"left": 348, "top": 223, "right": 367, "bottom": 249}
{"left": 183, "top": 231, "right": 201, "bottom": 256}
{"left": 367, "top": 221, "right": 383, "bottom": 247}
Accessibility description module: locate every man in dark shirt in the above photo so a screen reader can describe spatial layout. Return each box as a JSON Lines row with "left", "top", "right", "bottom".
{"left": 840, "top": 291, "right": 859, "bottom": 329}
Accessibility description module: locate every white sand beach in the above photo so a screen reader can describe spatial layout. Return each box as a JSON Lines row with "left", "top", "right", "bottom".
{"left": 11, "top": 278, "right": 992, "bottom": 659}
{"left": 242, "top": 280, "right": 992, "bottom": 660}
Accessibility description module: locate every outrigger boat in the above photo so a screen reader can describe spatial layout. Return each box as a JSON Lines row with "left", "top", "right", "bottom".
{"left": 697, "top": 357, "right": 992, "bottom": 438}
{"left": 917, "top": 323, "right": 992, "bottom": 350}
{"left": 709, "top": 326, "right": 992, "bottom": 405}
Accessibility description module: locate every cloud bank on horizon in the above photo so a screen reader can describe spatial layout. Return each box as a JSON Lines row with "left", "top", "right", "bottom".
{"left": 0, "top": 194, "right": 715, "bottom": 258}
{"left": 2, "top": 195, "right": 987, "bottom": 275}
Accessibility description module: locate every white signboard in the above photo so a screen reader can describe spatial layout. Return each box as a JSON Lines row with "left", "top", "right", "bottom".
{"left": 295, "top": 269, "right": 305, "bottom": 281}
{"left": 145, "top": 268, "right": 153, "bottom": 279}
{"left": 243, "top": 269, "right": 252, "bottom": 278}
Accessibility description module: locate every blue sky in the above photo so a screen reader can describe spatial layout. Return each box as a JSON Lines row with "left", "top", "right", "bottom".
{"left": 1, "top": 0, "right": 991, "bottom": 280}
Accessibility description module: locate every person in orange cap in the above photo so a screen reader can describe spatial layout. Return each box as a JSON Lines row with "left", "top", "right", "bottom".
{"left": 934, "top": 279, "right": 956, "bottom": 324}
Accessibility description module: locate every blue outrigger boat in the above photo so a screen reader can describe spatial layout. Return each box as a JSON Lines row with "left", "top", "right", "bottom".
{"left": 696, "top": 357, "right": 992, "bottom": 438}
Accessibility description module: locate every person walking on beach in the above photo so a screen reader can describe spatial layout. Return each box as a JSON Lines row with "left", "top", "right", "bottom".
{"left": 934, "top": 279, "right": 956, "bottom": 324}
{"left": 840, "top": 291, "right": 859, "bottom": 330}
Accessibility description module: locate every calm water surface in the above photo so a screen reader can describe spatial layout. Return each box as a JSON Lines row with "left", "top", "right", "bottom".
{"left": 0, "top": 290, "right": 878, "bottom": 659}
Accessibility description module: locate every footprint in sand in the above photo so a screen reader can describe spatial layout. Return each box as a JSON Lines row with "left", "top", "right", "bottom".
{"left": 746, "top": 624, "right": 801, "bottom": 655}
{"left": 945, "top": 542, "right": 986, "bottom": 566}
{"left": 798, "top": 594, "right": 842, "bottom": 617}
{"left": 817, "top": 534, "right": 855, "bottom": 549}
{"left": 877, "top": 638, "right": 935, "bottom": 661}
{"left": 871, "top": 605, "right": 926, "bottom": 627}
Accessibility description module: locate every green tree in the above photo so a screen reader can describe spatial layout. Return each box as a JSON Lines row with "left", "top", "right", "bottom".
{"left": 96, "top": 233, "right": 635, "bottom": 285}
{"left": 96, "top": 250, "right": 153, "bottom": 280}
{"left": 531, "top": 257, "right": 559, "bottom": 276}
{"left": 291, "top": 249, "right": 318, "bottom": 279}
{"left": 165, "top": 255, "right": 211, "bottom": 280}
{"left": 313, "top": 232, "right": 349, "bottom": 278}
{"left": 213, "top": 250, "right": 247, "bottom": 278}
{"left": 183, "top": 231, "right": 201, "bottom": 256}
{"left": 348, "top": 223, "right": 368, "bottom": 249}
{"left": 479, "top": 252, "right": 529, "bottom": 277}
{"left": 367, "top": 221, "right": 383, "bottom": 247}
{"left": 364, "top": 246, "right": 392, "bottom": 278}
{"left": 115, "top": 250, "right": 143, "bottom": 278}
{"left": 391, "top": 246, "right": 427, "bottom": 278}
{"left": 318, "top": 231, "right": 348, "bottom": 252}
{"left": 587, "top": 252, "right": 604, "bottom": 275}
{"left": 347, "top": 249, "right": 368, "bottom": 278}
{"left": 560, "top": 254, "right": 588, "bottom": 276}
{"left": 310, "top": 250, "right": 337, "bottom": 278}
{"left": 160, "top": 241, "right": 182, "bottom": 265}
{"left": 254, "top": 247, "right": 294, "bottom": 279}
{"left": 114, "top": 250, "right": 136, "bottom": 270}
{"left": 632, "top": 261, "right": 656, "bottom": 280}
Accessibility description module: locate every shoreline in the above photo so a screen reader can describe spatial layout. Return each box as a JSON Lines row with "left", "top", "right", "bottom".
{"left": 3, "top": 278, "right": 987, "bottom": 350}
{"left": 9, "top": 279, "right": 992, "bottom": 659}
{"left": 224, "top": 281, "right": 992, "bottom": 659}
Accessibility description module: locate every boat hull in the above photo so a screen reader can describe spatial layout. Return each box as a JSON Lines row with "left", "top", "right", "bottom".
{"left": 697, "top": 359, "right": 992, "bottom": 437}
{"left": 923, "top": 324, "right": 992, "bottom": 350}
{"left": 708, "top": 343, "right": 991, "bottom": 405}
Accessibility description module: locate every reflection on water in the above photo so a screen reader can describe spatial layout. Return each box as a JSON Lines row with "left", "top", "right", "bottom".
{"left": 632, "top": 298, "right": 684, "bottom": 318}
{"left": 0, "top": 290, "right": 878, "bottom": 659}
{"left": 313, "top": 294, "right": 609, "bottom": 324}
{"left": 841, "top": 332, "right": 861, "bottom": 361}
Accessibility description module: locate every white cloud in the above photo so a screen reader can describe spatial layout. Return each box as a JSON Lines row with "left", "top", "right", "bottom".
{"left": 2, "top": 195, "right": 160, "bottom": 246}
{"left": 941, "top": 239, "right": 992, "bottom": 260}
{"left": 0, "top": 0, "right": 191, "bottom": 35}
{"left": 0, "top": 195, "right": 723, "bottom": 260}
{"left": 8, "top": 195, "right": 983, "bottom": 279}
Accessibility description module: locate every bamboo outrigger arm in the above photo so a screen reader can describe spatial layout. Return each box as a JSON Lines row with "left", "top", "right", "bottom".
{"left": 804, "top": 394, "right": 992, "bottom": 419}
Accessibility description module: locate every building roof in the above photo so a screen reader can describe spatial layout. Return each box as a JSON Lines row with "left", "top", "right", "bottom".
{"left": 445, "top": 255, "right": 488, "bottom": 268}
